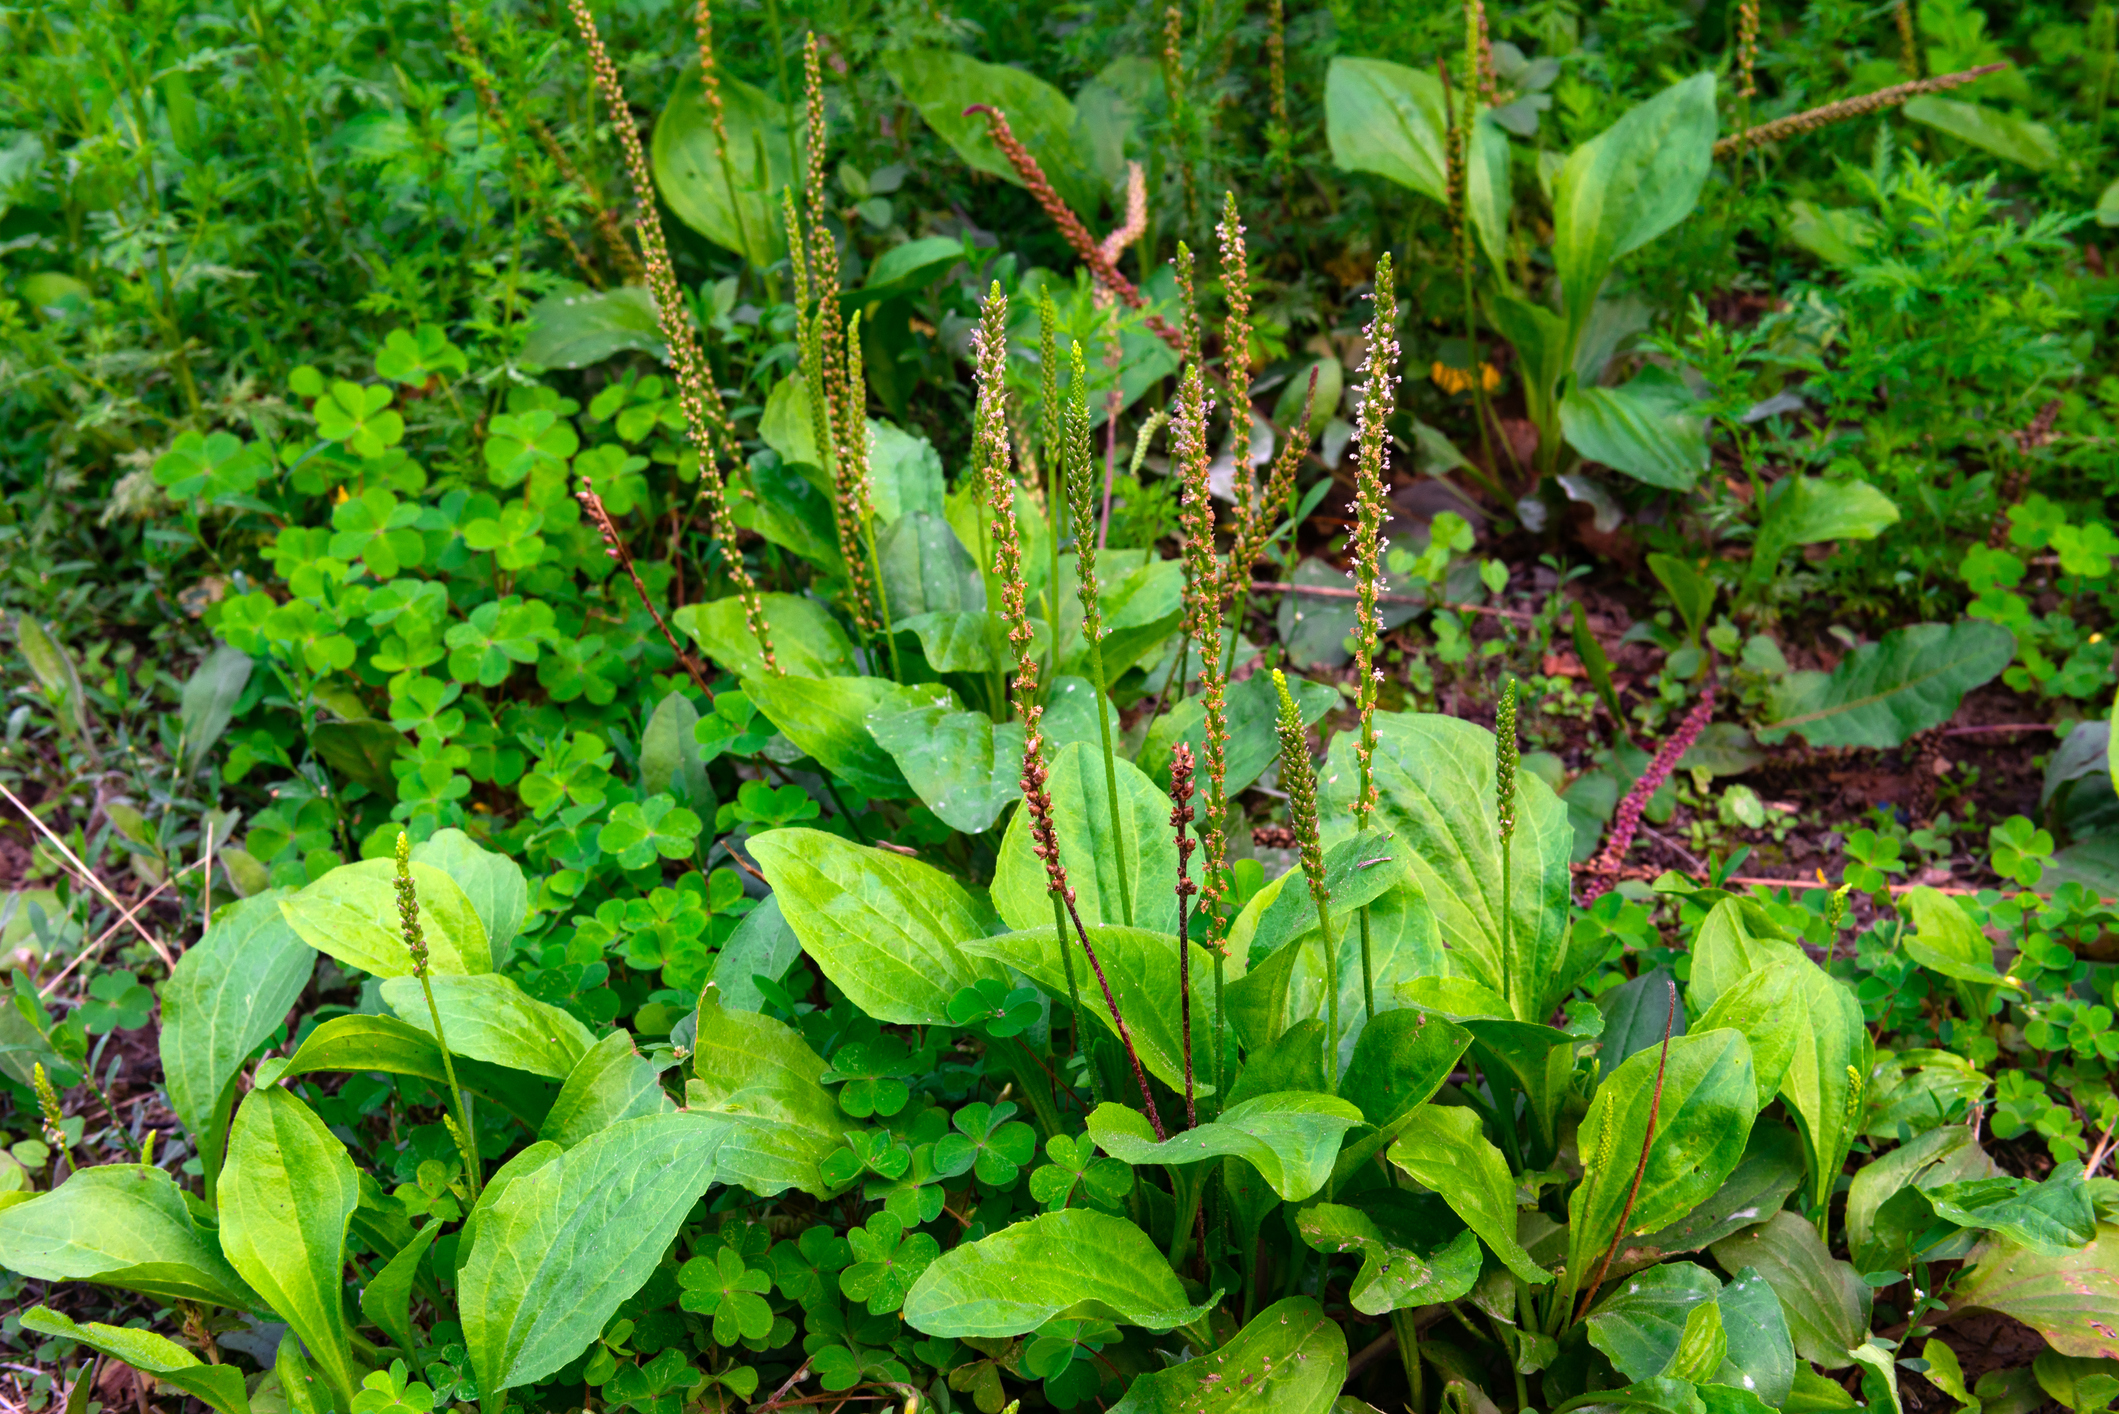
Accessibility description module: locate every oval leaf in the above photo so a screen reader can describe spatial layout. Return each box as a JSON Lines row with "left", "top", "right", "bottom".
{"left": 900, "top": 1209, "right": 1209, "bottom": 1337}
{"left": 1087, "top": 1092, "right": 1363, "bottom": 1202}
{"left": 279, "top": 859, "right": 490, "bottom": 979}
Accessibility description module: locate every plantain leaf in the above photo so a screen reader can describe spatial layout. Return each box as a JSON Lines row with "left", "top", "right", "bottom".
{"left": 741, "top": 674, "right": 910, "bottom": 799}
{"left": 1561, "top": 365, "right": 1708, "bottom": 490}
{"left": 380, "top": 973, "right": 597, "bottom": 1079}
{"left": 685, "top": 988, "right": 845, "bottom": 1198}
{"left": 651, "top": 67, "right": 792, "bottom": 267}
{"left": 1087, "top": 1092, "right": 1363, "bottom": 1201}
{"left": 410, "top": 828, "right": 529, "bottom": 969}
{"left": 1761, "top": 621, "right": 2015, "bottom": 749}
{"left": 159, "top": 890, "right": 314, "bottom": 1149}
{"left": 1390, "top": 1104, "right": 1549, "bottom": 1284}
{"left": 1953, "top": 1223, "right": 2119, "bottom": 1359}
{"left": 1711, "top": 1210, "right": 1870, "bottom": 1369}
{"left": 1567, "top": 1029, "right": 1759, "bottom": 1298}
{"left": 21, "top": 1307, "right": 249, "bottom": 1414}
{"left": 1323, "top": 57, "right": 1510, "bottom": 268}
{"left": 962, "top": 924, "right": 1218, "bottom": 1097}
{"left": 867, "top": 690, "right": 1027, "bottom": 833}
{"left": 901, "top": 1209, "right": 1211, "bottom": 1337}
{"left": 1297, "top": 1192, "right": 1482, "bottom": 1314}
{"left": 279, "top": 858, "right": 490, "bottom": 979}
{"left": 748, "top": 827, "right": 1006, "bottom": 1026}
{"left": 460, "top": 1111, "right": 726, "bottom": 1394}
{"left": 1107, "top": 1297, "right": 1345, "bottom": 1414}
{"left": 219, "top": 1088, "right": 361, "bottom": 1409}
{"left": 992, "top": 740, "right": 1196, "bottom": 934}
{"left": 540, "top": 1030, "right": 671, "bottom": 1147}
{"left": 671, "top": 592, "right": 857, "bottom": 681}
{"left": 0, "top": 1164, "right": 252, "bottom": 1309}
{"left": 881, "top": 49, "right": 1101, "bottom": 218}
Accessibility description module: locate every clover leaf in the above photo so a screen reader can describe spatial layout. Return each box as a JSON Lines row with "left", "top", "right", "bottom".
{"left": 376, "top": 324, "right": 468, "bottom": 387}
{"left": 77, "top": 969, "right": 153, "bottom": 1033}
{"left": 1991, "top": 815, "right": 2055, "bottom": 889}
{"left": 597, "top": 795, "right": 703, "bottom": 870}
{"left": 677, "top": 1247, "right": 775, "bottom": 1345}
{"left": 350, "top": 1360, "right": 436, "bottom": 1414}
{"left": 716, "top": 779, "right": 819, "bottom": 833}
{"left": 443, "top": 597, "right": 557, "bottom": 686}
{"left": 462, "top": 504, "right": 547, "bottom": 571}
{"left": 485, "top": 407, "right": 579, "bottom": 488}
{"left": 152, "top": 430, "right": 266, "bottom": 502}
{"left": 839, "top": 1213, "right": 939, "bottom": 1315}
{"left": 865, "top": 1143, "right": 948, "bottom": 1228}
{"left": 537, "top": 633, "right": 619, "bottom": 705}
{"left": 933, "top": 1100, "right": 1038, "bottom": 1187}
{"left": 945, "top": 978, "right": 1042, "bottom": 1039}
{"left": 314, "top": 379, "right": 405, "bottom": 458}
{"left": 768, "top": 1225, "right": 853, "bottom": 1304}
{"left": 820, "top": 1038, "right": 916, "bottom": 1118}
{"left": 1027, "top": 1132, "right": 1132, "bottom": 1212}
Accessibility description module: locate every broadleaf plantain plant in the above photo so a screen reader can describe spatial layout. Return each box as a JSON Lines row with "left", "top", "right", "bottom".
{"left": 5, "top": 3, "right": 2118, "bottom": 1412}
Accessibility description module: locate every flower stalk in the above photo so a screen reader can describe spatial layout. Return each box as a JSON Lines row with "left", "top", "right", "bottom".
{"left": 1064, "top": 342, "right": 1136, "bottom": 929}
{"left": 398, "top": 832, "right": 480, "bottom": 1199}
{"left": 566, "top": 0, "right": 778, "bottom": 673}
{"left": 1274, "top": 670, "right": 1339, "bottom": 1091}
{"left": 1350, "top": 252, "right": 1399, "bottom": 1022}
{"left": 982, "top": 284, "right": 1162, "bottom": 1134}
{"left": 1170, "top": 742, "right": 1200, "bottom": 1129}
{"left": 1578, "top": 684, "right": 1717, "bottom": 903}
{"left": 1495, "top": 678, "right": 1520, "bottom": 1017}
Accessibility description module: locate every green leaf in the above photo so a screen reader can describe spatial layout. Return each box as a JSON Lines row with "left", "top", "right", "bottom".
{"left": 1903, "top": 96, "right": 2059, "bottom": 170}
{"left": 1052, "top": 549, "right": 1187, "bottom": 683}
{"left": 1903, "top": 885, "right": 2007, "bottom": 986}
{"left": 1399, "top": 976, "right": 1578, "bottom": 1155}
{"left": 1749, "top": 478, "right": 1900, "bottom": 587}
{"left": 1647, "top": 553, "right": 1718, "bottom": 646}
{"left": 1845, "top": 1125, "right": 1992, "bottom": 1264}
{"left": 1297, "top": 1193, "right": 1482, "bottom": 1314}
{"left": 1930, "top": 1172, "right": 2098, "bottom": 1256}
{"left": 14, "top": 615, "right": 94, "bottom": 753}
{"left": 410, "top": 829, "right": 529, "bottom": 969}
{"left": 741, "top": 674, "right": 910, "bottom": 799}
{"left": 1335, "top": 1007, "right": 1475, "bottom": 1176}
{"left": 178, "top": 644, "right": 253, "bottom": 771}
{"left": 0, "top": 1164, "right": 252, "bottom": 1309}
{"left": 308, "top": 718, "right": 409, "bottom": 794}
{"left": 1141, "top": 670, "right": 1338, "bottom": 799}
{"left": 900, "top": 1209, "right": 1210, "bottom": 1337}
{"left": 878, "top": 510, "right": 984, "bottom": 620}
{"left": 685, "top": 988, "right": 851, "bottom": 1198}
{"left": 1553, "top": 73, "right": 1717, "bottom": 347}
{"left": 881, "top": 49, "right": 1100, "bottom": 218}
{"left": 1620, "top": 1123, "right": 1808, "bottom": 1275}
{"left": 520, "top": 286, "right": 665, "bottom": 369}
{"left": 1323, "top": 58, "right": 1512, "bottom": 269}
{"left": 1598, "top": 968, "right": 1687, "bottom": 1082}
{"left": 359, "top": 1220, "right": 441, "bottom": 1362}
{"left": 652, "top": 67, "right": 791, "bottom": 267}
{"left": 20, "top": 1307, "right": 250, "bottom": 1414}
{"left": 1587, "top": 1263, "right": 1723, "bottom": 1381}
{"left": 867, "top": 691, "right": 1027, "bottom": 833}
{"left": 220, "top": 1088, "right": 361, "bottom": 1409}
{"left": 541, "top": 1030, "right": 670, "bottom": 1147}
{"left": 1760, "top": 620, "right": 2015, "bottom": 749}
{"left": 672, "top": 592, "right": 857, "bottom": 681}
{"left": 260, "top": 1013, "right": 446, "bottom": 1088}
{"left": 379, "top": 973, "right": 597, "bottom": 1079}
{"left": 2034, "top": 1351, "right": 2119, "bottom": 1414}
{"left": 1561, "top": 366, "right": 1708, "bottom": 490}
{"left": 962, "top": 924, "right": 1218, "bottom": 1097}
{"left": 1954, "top": 1224, "right": 2119, "bottom": 1359}
{"left": 159, "top": 890, "right": 314, "bottom": 1145}
{"left": 1323, "top": 712, "right": 1578, "bottom": 1022}
{"left": 1107, "top": 1297, "right": 1346, "bottom": 1414}
{"left": 993, "top": 740, "right": 1195, "bottom": 933}
{"left": 596, "top": 795, "right": 705, "bottom": 870}
{"left": 1771, "top": 959, "right": 1871, "bottom": 1213}
{"left": 892, "top": 609, "right": 1023, "bottom": 673}
{"left": 748, "top": 826, "right": 1005, "bottom": 1026}
{"left": 460, "top": 1112, "right": 726, "bottom": 1394}
{"left": 1710, "top": 1209, "right": 1870, "bottom": 1369}
{"left": 1586, "top": 1262, "right": 1793, "bottom": 1402}
{"left": 640, "top": 691, "right": 713, "bottom": 817}
{"left": 1087, "top": 1092, "right": 1362, "bottom": 1201}
{"left": 279, "top": 858, "right": 491, "bottom": 979}
{"left": 1389, "top": 1104, "right": 1550, "bottom": 1284}
{"left": 1693, "top": 963, "right": 1802, "bottom": 1108}
{"left": 1567, "top": 1029, "right": 1758, "bottom": 1298}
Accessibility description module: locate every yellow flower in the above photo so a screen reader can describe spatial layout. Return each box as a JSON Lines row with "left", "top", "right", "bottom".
{"left": 1430, "top": 360, "right": 1501, "bottom": 395}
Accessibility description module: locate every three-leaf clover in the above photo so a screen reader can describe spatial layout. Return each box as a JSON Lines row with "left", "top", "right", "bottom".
{"left": 517, "top": 733, "right": 615, "bottom": 819}
{"left": 934, "top": 1100, "right": 1038, "bottom": 1187}
{"left": 463, "top": 505, "right": 547, "bottom": 572}
{"left": 677, "top": 1247, "right": 775, "bottom": 1345}
{"left": 945, "top": 979, "right": 1042, "bottom": 1040}
{"left": 537, "top": 634, "right": 619, "bottom": 705}
{"left": 351, "top": 1361, "right": 435, "bottom": 1414}
{"left": 716, "top": 779, "right": 820, "bottom": 831}
{"left": 485, "top": 408, "right": 580, "bottom": 488}
{"left": 1990, "top": 816, "right": 2055, "bottom": 889}
{"left": 422, "top": 1344, "right": 479, "bottom": 1406}
{"left": 444, "top": 598, "right": 557, "bottom": 686}
{"left": 376, "top": 325, "right": 468, "bottom": 387}
{"left": 389, "top": 676, "right": 465, "bottom": 740}
{"left": 77, "top": 970, "right": 153, "bottom": 1033}
{"left": 821, "top": 1128, "right": 912, "bottom": 1190}
{"left": 1842, "top": 828, "right": 1906, "bottom": 894}
{"left": 329, "top": 487, "right": 426, "bottom": 579}
{"left": 602, "top": 1349, "right": 702, "bottom": 1414}
{"left": 839, "top": 1213, "right": 939, "bottom": 1315}
{"left": 767, "top": 1224, "right": 853, "bottom": 1304}
{"left": 695, "top": 691, "right": 775, "bottom": 765}
{"left": 1024, "top": 1318, "right": 1117, "bottom": 1410}
{"left": 152, "top": 430, "right": 265, "bottom": 502}
{"left": 1027, "top": 1132, "right": 1132, "bottom": 1212}
{"left": 313, "top": 380, "right": 406, "bottom": 458}
{"left": 803, "top": 1297, "right": 911, "bottom": 1392}
{"left": 598, "top": 795, "right": 703, "bottom": 870}
{"left": 820, "top": 1038, "right": 917, "bottom": 1118}
{"left": 865, "top": 1143, "right": 949, "bottom": 1227}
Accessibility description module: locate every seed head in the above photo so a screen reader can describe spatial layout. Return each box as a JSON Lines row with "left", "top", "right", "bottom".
{"left": 1495, "top": 677, "right": 1520, "bottom": 846}
{"left": 395, "top": 831, "right": 429, "bottom": 978}
{"left": 1273, "top": 671, "right": 1328, "bottom": 913}
{"left": 32, "top": 1063, "right": 66, "bottom": 1153}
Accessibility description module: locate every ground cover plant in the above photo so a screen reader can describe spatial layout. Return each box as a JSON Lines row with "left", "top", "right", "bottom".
{"left": 4, "top": 0, "right": 2119, "bottom": 1410}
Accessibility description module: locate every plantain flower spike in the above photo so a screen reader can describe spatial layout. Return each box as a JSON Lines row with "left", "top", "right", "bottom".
{"left": 395, "top": 830, "right": 429, "bottom": 978}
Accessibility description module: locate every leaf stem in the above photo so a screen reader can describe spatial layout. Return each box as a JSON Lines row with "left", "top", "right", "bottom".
{"left": 1576, "top": 979, "right": 1677, "bottom": 1321}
